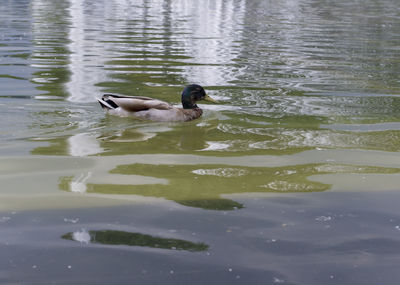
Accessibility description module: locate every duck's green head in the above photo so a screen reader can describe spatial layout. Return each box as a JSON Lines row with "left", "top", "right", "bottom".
{"left": 181, "top": 84, "right": 218, "bottom": 109}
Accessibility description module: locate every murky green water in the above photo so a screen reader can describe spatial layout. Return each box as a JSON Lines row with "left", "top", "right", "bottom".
{"left": 1, "top": 0, "right": 400, "bottom": 284}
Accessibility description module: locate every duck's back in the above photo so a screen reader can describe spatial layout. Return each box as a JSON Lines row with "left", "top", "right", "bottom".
{"left": 115, "top": 97, "right": 171, "bottom": 112}
{"left": 102, "top": 94, "right": 171, "bottom": 112}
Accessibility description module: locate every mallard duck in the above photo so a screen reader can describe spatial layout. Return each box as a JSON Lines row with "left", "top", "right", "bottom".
{"left": 97, "top": 84, "right": 218, "bottom": 122}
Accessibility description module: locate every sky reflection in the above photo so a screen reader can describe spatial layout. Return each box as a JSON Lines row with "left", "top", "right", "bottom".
{"left": 31, "top": 0, "right": 249, "bottom": 102}
{"left": 66, "top": 0, "right": 106, "bottom": 102}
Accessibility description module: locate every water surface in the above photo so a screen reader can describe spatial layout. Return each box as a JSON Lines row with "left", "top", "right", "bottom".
{"left": 1, "top": 0, "right": 400, "bottom": 284}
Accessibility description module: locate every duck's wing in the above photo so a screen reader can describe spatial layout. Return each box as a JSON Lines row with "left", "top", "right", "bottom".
{"left": 100, "top": 94, "right": 172, "bottom": 112}
{"left": 102, "top": 94, "right": 155, "bottom": 100}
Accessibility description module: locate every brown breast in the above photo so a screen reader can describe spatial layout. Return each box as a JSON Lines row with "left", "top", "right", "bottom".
{"left": 182, "top": 108, "right": 203, "bottom": 121}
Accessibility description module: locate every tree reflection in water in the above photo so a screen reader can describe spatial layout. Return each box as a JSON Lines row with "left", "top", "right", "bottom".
{"left": 59, "top": 162, "right": 400, "bottom": 210}
{"left": 62, "top": 229, "right": 209, "bottom": 252}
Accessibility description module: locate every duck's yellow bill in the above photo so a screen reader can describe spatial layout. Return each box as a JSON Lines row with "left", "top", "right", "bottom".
{"left": 204, "top": 94, "right": 218, "bottom": 103}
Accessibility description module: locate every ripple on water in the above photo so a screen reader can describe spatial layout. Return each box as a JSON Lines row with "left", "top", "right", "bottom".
{"left": 192, "top": 168, "right": 248, "bottom": 177}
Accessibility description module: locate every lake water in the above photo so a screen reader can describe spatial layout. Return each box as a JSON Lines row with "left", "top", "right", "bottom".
{"left": 1, "top": 0, "right": 400, "bottom": 284}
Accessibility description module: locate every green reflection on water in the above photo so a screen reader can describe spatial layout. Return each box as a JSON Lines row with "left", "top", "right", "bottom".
{"left": 30, "top": 116, "right": 400, "bottom": 158}
{"left": 59, "top": 163, "right": 400, "bottom": 210}
{"left": 62, "top": 230, "right": 208, "bottom": 252}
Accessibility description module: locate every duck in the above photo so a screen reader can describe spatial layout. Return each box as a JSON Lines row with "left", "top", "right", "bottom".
{"left": 97, "top": 84, "right": 218, "bottom": 122}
